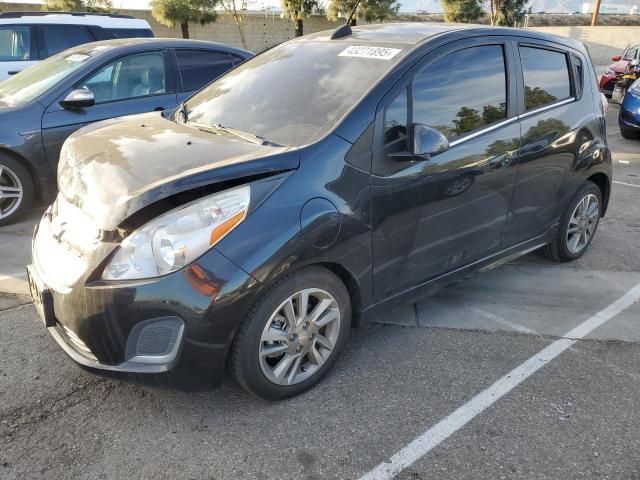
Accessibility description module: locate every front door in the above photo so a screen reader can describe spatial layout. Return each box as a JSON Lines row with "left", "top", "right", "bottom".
{"left": 371, "top": 40, "right": 521, "bottom": 302}
{"left": 41, "top": 50, "right": 178, "bottom": 170}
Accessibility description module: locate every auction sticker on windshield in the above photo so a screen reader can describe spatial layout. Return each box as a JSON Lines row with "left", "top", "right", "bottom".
{"left": 338, "top": 46, "right": 402, "bottom": 60}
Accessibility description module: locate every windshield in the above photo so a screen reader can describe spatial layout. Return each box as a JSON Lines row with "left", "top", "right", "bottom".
{"left": 0, "top": 46, "right": 105, "bottom": 105}
{"left": 185, "top": 41, "right": 407, "bottom": 147}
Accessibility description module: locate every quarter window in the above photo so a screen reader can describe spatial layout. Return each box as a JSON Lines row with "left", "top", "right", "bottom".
{"left": 520, "top": 46, "right": 571, "bottom": 111}
{"left": 175, "top": 49, "right": 239, "bottom": 92}
{"left": 412, "top": 45, "right": 508, "bottom": 141}
{"left": 82, "top": 51, "right": 167, "bottom": 103}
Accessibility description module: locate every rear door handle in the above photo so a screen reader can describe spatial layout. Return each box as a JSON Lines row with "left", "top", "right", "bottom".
{"left": 154, "top": 107, "right": 165, "bottom": 112}
{"left": 8, "top": 71, "right": 19, "bottom": 76}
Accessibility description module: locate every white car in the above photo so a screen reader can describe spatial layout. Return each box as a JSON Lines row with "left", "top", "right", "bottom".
{"left": 0, "top": 11, "right": 153, "bottom": 80}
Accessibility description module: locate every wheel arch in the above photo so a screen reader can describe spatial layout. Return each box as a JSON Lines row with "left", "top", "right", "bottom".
{"left": 586, "top": 172, "right": 610, "bottom": 217}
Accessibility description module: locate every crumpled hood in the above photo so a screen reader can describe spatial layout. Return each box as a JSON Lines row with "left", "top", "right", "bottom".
{"left": 57, "top": 112, "right": 296, "bottom": 231}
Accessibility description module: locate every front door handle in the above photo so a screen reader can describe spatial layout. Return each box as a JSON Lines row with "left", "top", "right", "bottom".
{"left": 8, "top": 71, "right": 19, "bottom": 76}
{"left": 154, "top": 107, "right": 165, "bottom": 112}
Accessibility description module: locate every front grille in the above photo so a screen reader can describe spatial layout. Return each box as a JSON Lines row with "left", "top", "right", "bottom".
{"left": 602, "top": 79, "right": 616, "bottom": 93}
{"left": 33, "top": 196, "right": 104, "bottom": 289}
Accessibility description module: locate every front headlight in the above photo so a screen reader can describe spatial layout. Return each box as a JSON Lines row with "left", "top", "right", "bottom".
{"left": 605, "top": 68, "right": 616, "bottom": 77}
{"left": 103, "top": 185, "right": 250, "bottom": 280}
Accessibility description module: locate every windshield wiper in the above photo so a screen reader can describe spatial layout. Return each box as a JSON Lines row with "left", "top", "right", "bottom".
{"left": 187, "top": 121, "right": 279, "bottom": 147}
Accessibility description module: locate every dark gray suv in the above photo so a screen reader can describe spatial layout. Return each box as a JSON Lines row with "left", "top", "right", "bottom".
{"left": 0, "top": 38, "right": 252, "bottom": 225}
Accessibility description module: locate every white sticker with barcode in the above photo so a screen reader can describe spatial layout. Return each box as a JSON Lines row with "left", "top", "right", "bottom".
{"left": 338, "top": 45, "right": 401, "bottom": 60}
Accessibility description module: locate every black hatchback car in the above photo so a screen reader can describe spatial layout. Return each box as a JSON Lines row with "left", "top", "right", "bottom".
{"left": 0, "top": 38, "right": 252, "bottom": 225}
{"left": 28, "top": 23, "right": 611, "bottom": 400}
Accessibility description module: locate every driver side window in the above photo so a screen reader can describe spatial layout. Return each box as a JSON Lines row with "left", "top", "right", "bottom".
{"left": 82, "top": 51, "right": 167, "bottom": 104}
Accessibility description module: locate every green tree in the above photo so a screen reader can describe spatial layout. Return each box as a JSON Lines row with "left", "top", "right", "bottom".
{"left": 489, "top": 0, "right": 530, "bottom": 26}
{"left": 453, "top": 106, "right": 483, "bottom": 134}
{"left": 43, "top": 0, "right": 112, "bottom": 12}
{"left": 150, "top": 0, "right": 218, "bottom": 39}
{"left": 327, "top": 0, "right": 400, "bottom": 25}
{"left": 220, "top": 0, "right": 252, "bottom": 49}
{"left": 524, "top": 86, "right": 556, "bottom": 110}
{"left": 440, "top": 0, "right": 484, "bottom": 23}
{"left": 282, "top": 0, "right": 319, "bottom": 37}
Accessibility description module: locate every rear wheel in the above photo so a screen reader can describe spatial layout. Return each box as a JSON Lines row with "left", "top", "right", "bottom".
{"left": 231, "top": 266, "right": 351, "bottom": 400}
{"left": 0, "top": 155, "right": 34, "bottom": 227}
{"left": 542, "top": 181, "right": 602, "bottom": 262}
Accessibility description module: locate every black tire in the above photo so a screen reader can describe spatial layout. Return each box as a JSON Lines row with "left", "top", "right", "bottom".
{"left": 620, "top": 125, "right": 640, "bottom": 140}
{"left": 541, "top": 181, "right": 602, "bottom": 262}
{"left": 231, "top": 266, "right": 351, "bottom": 400}
{"left": 0, "top": 154, "right": 34, "bottom": 227}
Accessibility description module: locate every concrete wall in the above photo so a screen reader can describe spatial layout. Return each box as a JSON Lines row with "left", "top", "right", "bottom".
{"left": 0, "top": 3, "right": 635, "bottom": 63}
{"left": 0, "top": 3, "right": 344, "bottom": 53}
{"left": 528, "top": 26, "right": 636, "bottom": 65}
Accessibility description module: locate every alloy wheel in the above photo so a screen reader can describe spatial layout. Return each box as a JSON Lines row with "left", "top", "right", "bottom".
{"left": 0, "top": 164, "right": 23, "bottom": 220}
{"left": 259, "top": 288, "right": 341, "bottom": 386}
{"left": 566, "top": 193, "right": 599, "bottom": 255}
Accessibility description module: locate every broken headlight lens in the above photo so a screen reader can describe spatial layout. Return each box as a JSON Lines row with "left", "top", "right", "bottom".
{"left": 102, "top": 185, "right": 250, "bottom": 280}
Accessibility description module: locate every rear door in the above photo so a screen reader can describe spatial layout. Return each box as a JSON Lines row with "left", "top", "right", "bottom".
{"left": 371, "top": 38, "right": 520, "bottom": 301}
{"left": 41, "top": 50, "right": 177, "bottom": 169}
{"left": 0, "top": 25, "right": 37, "bottom": 80}
{"left": 502, "top": 42, "right": 594, "bottom": 245}
{"left": 173, "top": 49, "right": 244, "bottom": 102}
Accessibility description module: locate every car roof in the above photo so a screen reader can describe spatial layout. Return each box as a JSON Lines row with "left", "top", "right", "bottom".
{"left": 303, "top": 22, "right": 586, "bottom": 53}
{"left": 0, "top": 12, "right": 150, "bottom": 29}
{"left": 64, "top": 38, "right": 253, "bottom": 58}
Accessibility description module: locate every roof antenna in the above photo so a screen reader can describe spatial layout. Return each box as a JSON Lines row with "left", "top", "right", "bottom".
{"left": 330, "top": 0, "right": 362, "bottom": 39}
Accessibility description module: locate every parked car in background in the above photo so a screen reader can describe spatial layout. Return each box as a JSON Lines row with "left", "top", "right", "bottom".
{"left": 0, "top": 38, "right": 252, "bottom": 225}
{"left": 600, "top": 42, "right": 639, "bottom": 97}
{"left": 28, "top": 24, "right": 611, "bottom": 400}
{"left": 620, "top": 78, "right": 640, "bottom": 139}
{"left": 0, "top": 11, "right": 154, "bottom": 80}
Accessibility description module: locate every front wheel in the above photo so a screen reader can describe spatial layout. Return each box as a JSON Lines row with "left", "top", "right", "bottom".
{"left": 0, "top": 155, "right": 34, "bottom": 226}
{"left": 542, "top": 181, "right": 602, "bottom": 262}
{"left": 230, "top": 266, "right": 351, "bottom": 400}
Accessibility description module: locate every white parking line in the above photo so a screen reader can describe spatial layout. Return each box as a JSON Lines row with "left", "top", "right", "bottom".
{"left": 359, "top": 281, "right": 640, "bottom": 480}
{"left": 0, "top": 270, "right": 27, "bottom": 281}
{"left": 613, "top": 180, "right": 640, "bottom": 189}
{"left": 467, "top": 306, "right": 540, "bottom": 335}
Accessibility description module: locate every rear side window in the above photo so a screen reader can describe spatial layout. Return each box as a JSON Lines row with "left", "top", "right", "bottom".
{"left": 40, "top": 25, "right": 95, "bottom": 58}
{"left": 0, "top": 25, "right": 31, "bottom": 61}
{"left": 520, "top": 46, "right": 571, "bottom": 111}
{"left": 175, "top": 49, "right": 239, "bottom": 92}
{"left": 412, "top": 45, "right": 508, "bottom": 140}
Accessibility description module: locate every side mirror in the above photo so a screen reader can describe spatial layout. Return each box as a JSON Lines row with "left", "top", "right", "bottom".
{"left": 612, "top": 55, "right": 622, "bottom": 61}
{"left": 60, "top": 88, "right": 95, "bottom": 110}
{"left": 411, "top": 124, "right": 449, "bottom": 159}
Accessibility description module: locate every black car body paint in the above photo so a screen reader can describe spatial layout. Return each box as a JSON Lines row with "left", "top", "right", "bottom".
{"left": 29, "top": 24, "right": 611, "bottom": 385}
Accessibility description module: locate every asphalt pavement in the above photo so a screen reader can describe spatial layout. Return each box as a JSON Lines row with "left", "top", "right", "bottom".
{"left": 1, "top": 104, "right": 639, "bottom": 480}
